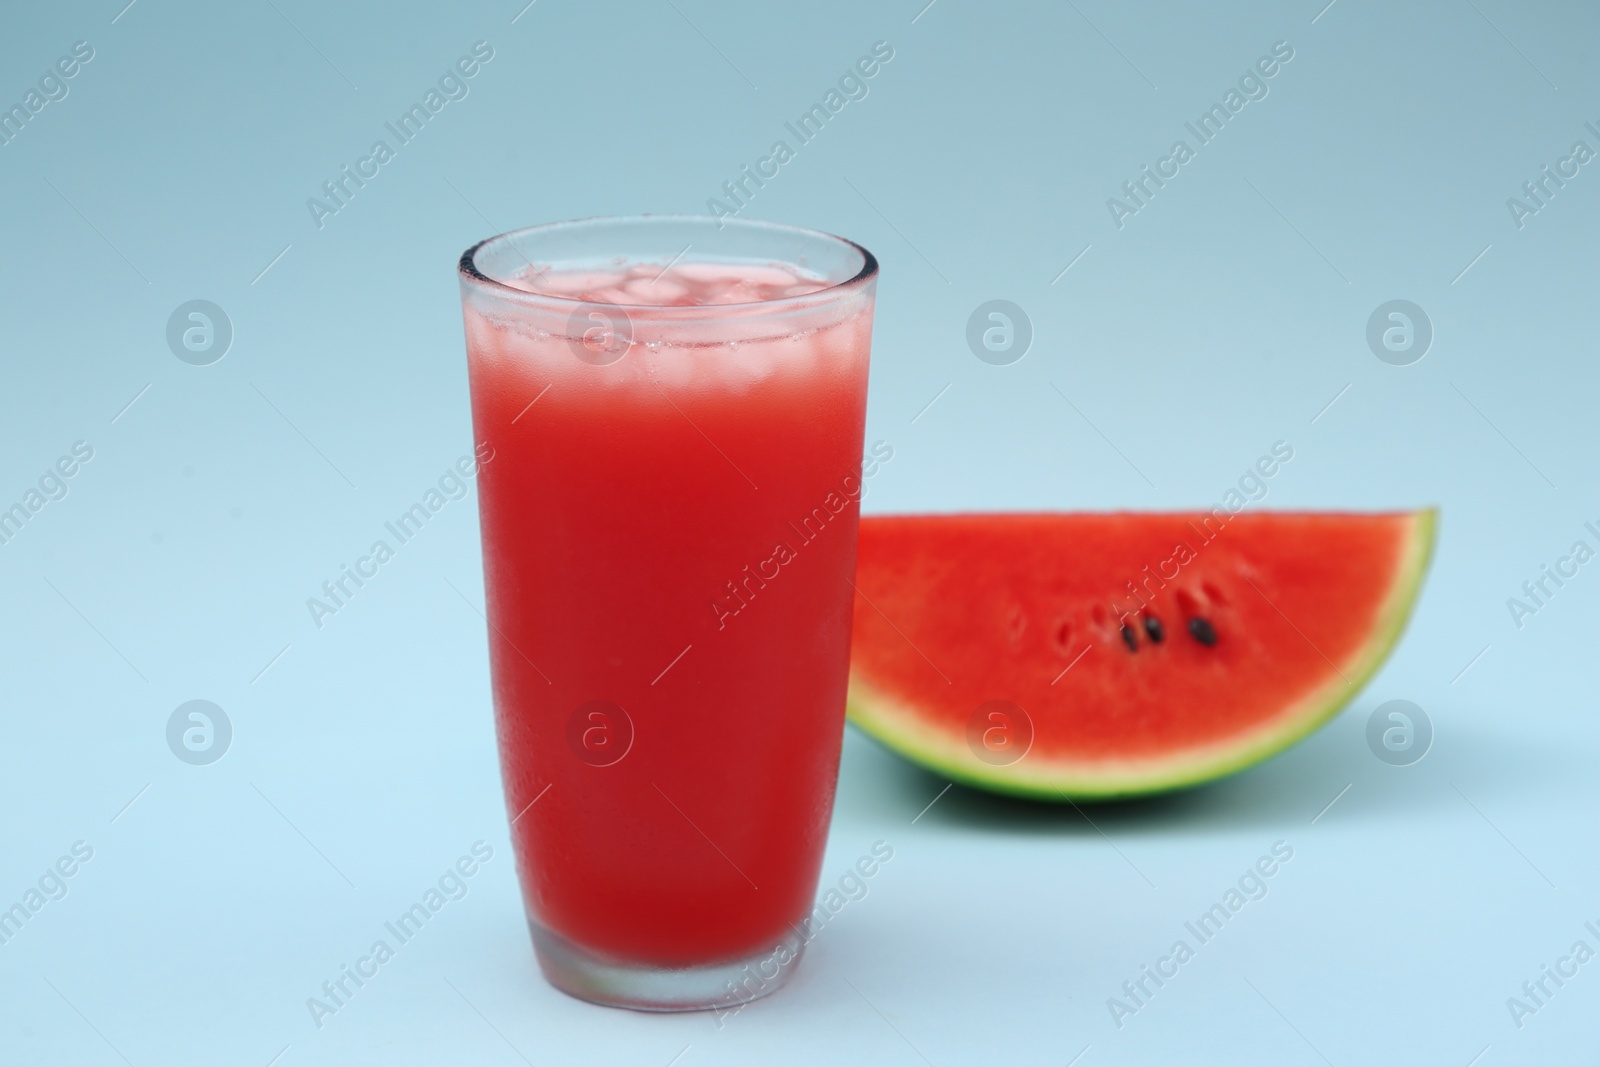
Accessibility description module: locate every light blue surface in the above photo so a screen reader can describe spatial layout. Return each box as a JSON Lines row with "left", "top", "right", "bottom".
{"left": 1, "top": 1, "right": 1595, "bottom": 1063}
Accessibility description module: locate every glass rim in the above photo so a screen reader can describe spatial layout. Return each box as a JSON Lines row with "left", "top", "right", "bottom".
{"left": 458, "top": 214, "right": 879, "bottom": 318}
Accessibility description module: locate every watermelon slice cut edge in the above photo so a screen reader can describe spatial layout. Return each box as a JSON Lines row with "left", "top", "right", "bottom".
{"left": 845, "top": 509, "right": 1436, "bottom": 800}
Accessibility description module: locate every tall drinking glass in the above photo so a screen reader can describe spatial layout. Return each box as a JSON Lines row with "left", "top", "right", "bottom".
{"left": 457, "top": 216, "right": 877, "bottom": 1011}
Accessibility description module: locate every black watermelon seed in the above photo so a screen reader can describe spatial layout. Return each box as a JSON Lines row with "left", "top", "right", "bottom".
{"left": 1143, "top": 616, "right": 1165, "bottom": 643}
{"left": 1188, "top": 617, "right": 1218, "bottom": 646}
{"left": 1120, "top": 623, "right": 1138, "bottom": 652}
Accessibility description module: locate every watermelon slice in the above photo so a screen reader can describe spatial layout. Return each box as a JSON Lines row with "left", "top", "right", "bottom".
{"left": 846, "top": 511, "right": 1435, "bottom": 799}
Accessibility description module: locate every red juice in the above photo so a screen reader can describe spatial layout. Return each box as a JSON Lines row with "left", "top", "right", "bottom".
{"left": 458, "top": 219, "right": 877, "bottom": 1009}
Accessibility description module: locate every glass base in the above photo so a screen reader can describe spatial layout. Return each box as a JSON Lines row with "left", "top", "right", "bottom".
{"left": 530, "top": 919, "right": 806, "bottom": 1013}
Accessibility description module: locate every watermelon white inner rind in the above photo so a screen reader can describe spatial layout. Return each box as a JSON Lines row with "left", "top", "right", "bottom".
{"left": 846, "top": 510, "right": 1436, "bottom": 800}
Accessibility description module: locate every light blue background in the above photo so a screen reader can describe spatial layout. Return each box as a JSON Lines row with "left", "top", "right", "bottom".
{"left": 1, "top": 1, "right": 1595, "bottom": 1064}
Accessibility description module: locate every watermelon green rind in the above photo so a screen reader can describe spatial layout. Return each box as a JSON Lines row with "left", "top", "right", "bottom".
{"left": 846, "top": 508, "right": 1436, "bottom": 801}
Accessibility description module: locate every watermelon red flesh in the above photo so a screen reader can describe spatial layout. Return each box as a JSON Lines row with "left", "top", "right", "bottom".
{"left": 846, "top": 511, "right": 1435, "bottom": 799}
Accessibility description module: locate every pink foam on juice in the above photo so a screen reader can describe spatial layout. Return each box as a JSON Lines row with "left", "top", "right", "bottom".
{"left": 503, "top": 260, "right": 832, "bottom": 306}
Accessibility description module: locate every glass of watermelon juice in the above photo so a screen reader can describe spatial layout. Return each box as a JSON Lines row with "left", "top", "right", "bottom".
{"left": 457, "top": 216, "right": 878, "bottom": 1011}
